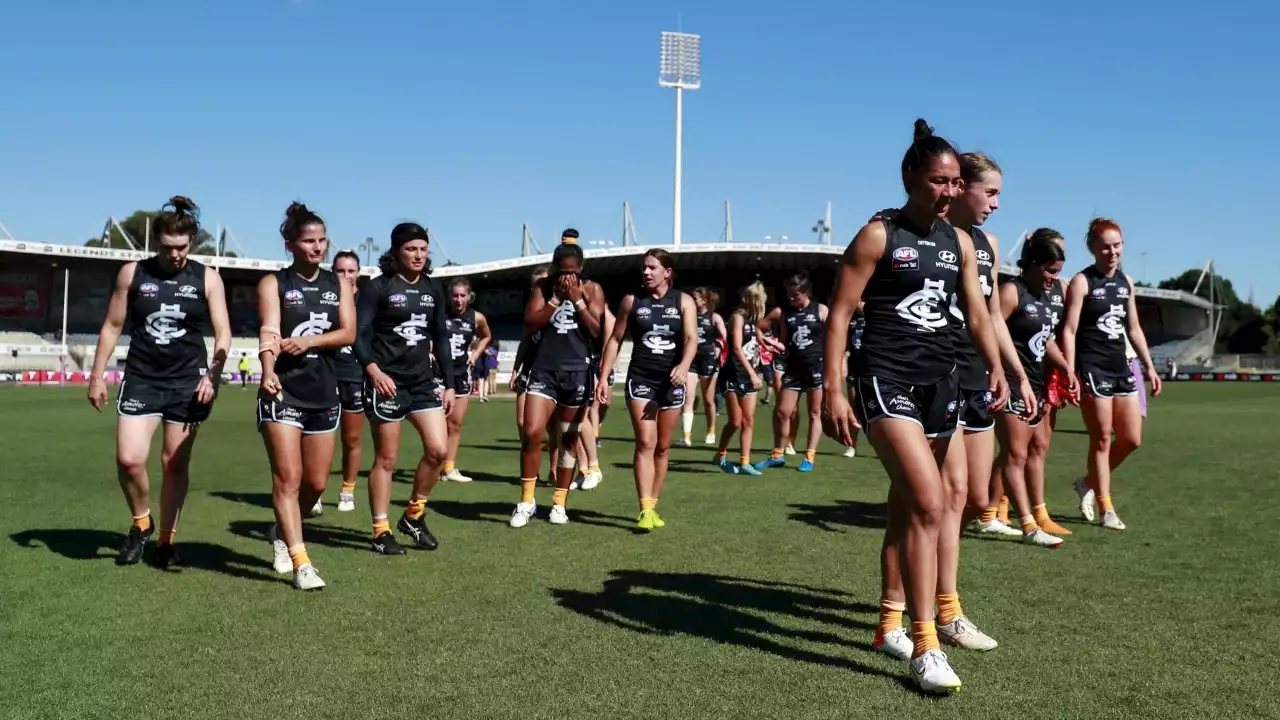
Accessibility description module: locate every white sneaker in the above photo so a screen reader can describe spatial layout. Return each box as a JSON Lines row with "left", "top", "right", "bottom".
{"left": 580, "top": 470, "right": 603, "bottom": 491}
{"left": 1075, "top": 477, "right": 1096, "bottom": 522}
{"left": 548, "top": 505, "right": 569, "bottom": 525}
{"left": 843, "top": 446, "right": 857, "bottom": 458}
{"left": 874, "top": 627, "right": 913, "bottom": 661}
{"left": 971, "top": 518, "right": 1024, "bottom": 538}
{"left": 679, "top": 438, "right": 693, "bottom": 448}
{"left": 509, "top": 502, "right": 537, "bottom": 528}
{"left": 337, "top": 492, "right": 355, "bottom": 512}
{"left": 704, "top": 433, "right": 716, "bottom": 446}
{"left": 1101, "top": 509, "right": 1126, "bottom": 531}
{"left": 308, "top": 499, "right": 324, "bottom": 518}
{"left": 292, "top": 564, "right": 326, "bottom": 591}
{"left": 569, "top": 478, "right": 582, "bottom": 490}
{"left": 268, "top": 525, "right": 292, "bottom": 575}
{"left": 1022, "top": 527, "right": 1064, "bottom": 548}
{"left": 938, "top": 616, "right": 998, "bottom": 651}
{"left": 443, "top": 468, "right": 473, "bottom": 483}
{"left": 910, "top": 649, "right": 962, "bottom": 694}
{"left": 784, "top": 444, "right": 797, "bottom": 456}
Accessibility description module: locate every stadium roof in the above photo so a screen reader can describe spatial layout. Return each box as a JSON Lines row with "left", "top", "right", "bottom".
{"left": 0, "top": 238, "right": 1213, "bottom": 311}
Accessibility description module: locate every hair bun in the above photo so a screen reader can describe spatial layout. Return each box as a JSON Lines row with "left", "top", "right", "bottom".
{"left": 913, "top": 119, "right": 934, "bottom": 142}
{"left": 167, "top": 195, "right": 199, "bottom": 217}
{"left": 285, "top": 201, "right": 309, "bottom": 219}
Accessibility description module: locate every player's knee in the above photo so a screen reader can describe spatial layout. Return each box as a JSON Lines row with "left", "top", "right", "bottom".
{"left": 636, "top": 433, "right": 658, "bottom": 454}
{"left": 160, "top": 451, "right": 190, "bottom": 477}
{"left": 116, "top": 451, "right": 147, "bottom": 476}
{"left": 422, "top": 442, "right": 447, "bottom": 466}
{"left": 911, "top": 490, "right": 946, "bottom": 529}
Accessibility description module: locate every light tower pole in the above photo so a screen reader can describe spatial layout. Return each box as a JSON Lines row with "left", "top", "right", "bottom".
{"left": 659, "top": 31, "right": 701, "bottom": 246}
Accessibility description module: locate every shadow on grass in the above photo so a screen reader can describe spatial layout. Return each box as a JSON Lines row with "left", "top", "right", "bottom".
{"left": 226, "top": 519, "right": 372, "bottom": 553}
{"left": 428, "top": 499, "right": 635, "bottom": 531}
{"left": 610, "top": 459, "right": 720, "bottom": 475}
{"left": 551, "top": 570, "right": 913, "bottom": 688}
{"left": 9, "top": 528, "right": 280, "bottom": 584}
{"left": 209, "top": 490, "right": 274, "bottom": 509}
{"left": 788, "top": 500, "right": 887, "bottom": 532}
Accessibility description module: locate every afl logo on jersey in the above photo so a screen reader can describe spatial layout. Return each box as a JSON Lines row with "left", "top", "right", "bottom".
{"left": 1091, "top": 287, "right": 1107, "bottom": 298}
{"left": 390, "top": 293, "right": 407, "bottom": 307}
{"left": 892, "top": 246, "right": 919, "bottom": 271}
{"left": 636, "top": 306, "right": 652, "bottom": 318}
{"left": 1023, "top": 303, "right": 1039, "bottom": 317}
{"left": 139, "top": 283, "right": 159, "bottom": 297}
{"left": 284, "top": 289, "right": 305, "bottom": 306}
{"left": 145, "top": 303, "right": 187, "bottom": 345}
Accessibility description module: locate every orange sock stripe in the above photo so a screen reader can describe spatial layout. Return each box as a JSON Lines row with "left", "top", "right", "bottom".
{"left": 979, "top": 506, "right": 998, "bottom": 524}
{"left": 640, "top": 497, "right": 656, "bottom": 512}
{"left": 520, "top": 478, "right": 537, "bottom": 505}
{"left": 877, "top": 600, "right": 905, "bottom": 637}
{"left": 1099, "top": 495, "right": 1114, "bottom": 512}
{"left": 133, "top": 513, "right": 153, "bottom": 533}
{"left": 911, "top": 620, "right": 940, "bottom": 657}
{"left": 936, "top": 593, "right": 962, "bottom": 626}
{"left": 552, "top": 488, "right": 568, "bottom": 507}
{"left": 287, "top": 544, "right": 311, "bottom": 571}
{"left": 406, "top": 499, "right": 426, "bottom": 520}
{"left": 340, "top": 481, "right": 357, "bottom": 493}
{"left": 372, "top": 516, "right": 390, "bottom": 537}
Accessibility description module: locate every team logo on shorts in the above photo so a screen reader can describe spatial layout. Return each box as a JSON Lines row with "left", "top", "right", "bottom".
{"left": 946, "top": 400, "right": 959, "bottom": 415}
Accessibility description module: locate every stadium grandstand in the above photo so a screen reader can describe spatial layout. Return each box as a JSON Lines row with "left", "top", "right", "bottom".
{"left": 0, "top": 234, "right": 1222, "bottom": 382}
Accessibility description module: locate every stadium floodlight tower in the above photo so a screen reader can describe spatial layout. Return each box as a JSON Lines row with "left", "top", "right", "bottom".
{"left": 659, "top": 30, "right": 701, "bottom": 246}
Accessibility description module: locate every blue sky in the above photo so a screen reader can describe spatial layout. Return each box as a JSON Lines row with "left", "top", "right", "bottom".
{"left": 1, "top": 0, "right": 1277, "bottom": 302}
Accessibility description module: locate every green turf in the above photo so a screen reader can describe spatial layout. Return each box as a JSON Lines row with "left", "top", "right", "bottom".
{"left": 2, "top": 383, "right": 1277, "bottom": 719}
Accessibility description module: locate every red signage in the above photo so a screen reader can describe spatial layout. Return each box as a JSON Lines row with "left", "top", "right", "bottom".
{"left": 0, "top": 270, "right": 49, "bottom": 318}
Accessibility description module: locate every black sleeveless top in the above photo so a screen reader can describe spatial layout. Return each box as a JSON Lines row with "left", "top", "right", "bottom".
{"left": 1075, "top": 266, "right": 1131, "bottom": 374}
{"left": 727, "top": 310, "right": 759, "bottom": 378}
{"left": 628, "top": 289, "right": 685, "bottom": 380}
{"left": 784, "top": 300, "right": 824, "bottom": 369}
{"left": 275, "top": 268, "right": 342, "bottom": 409}
{"left": 856, "top": 217, "right": 962, "bottom": 384}
{"left": 1002, "top": 276, "right": 1053, "bottom": 392}
{"left": 124, "top": 258, "right": 210, "bottom": 382}
{"left": 354, "top": 273, "right": 453, "bottom": 387}
{"left": 1046, "top": 279, "right": 1066, "bottom": 340}
{"left": 846, "top": 311, "right": 866, "bottom": 377}
{"left": 949, "top": 227, "right": 997, "bottom": 391}
{"left": 696, "top": 311, "right": 720, "bottom": 358}
{"left": 530, "top": 280, "right": 594, "bottom": 373}
{"left": 445, "top": 308, "right": 478, "bottom": 368}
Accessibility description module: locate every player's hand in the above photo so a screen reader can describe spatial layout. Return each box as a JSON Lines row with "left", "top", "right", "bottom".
{"left": 371, "top": 369, "right": 397, "bottom": 398}
{"left": 749, "top": 371, "right": 762, "bottom": 391}
{"left": 987, "top": 372, "right": 1011, "bottom": 414}
{"left": 1147, "top": 365, "right": 1163, "bottom": 397}
{"left": 442, "top": 388, "right": 456, "bottom": 415}
{"left": 87, "top": 377, "right": 108, "bottom": 412}
{"left": 670, "top": 364, "right": 689, "bottom": 386}
{"left": 553, "top": 274, "right": 572, "bottom": 301}
{"left": 259, "top": 372, "right": 282, "bottom": 399}
{"left": 563, "top": 275, "right": 585, "bottom": 303}
{"left": 1015, "top": 375, "right": 1037, "bottom": 421}
{"left": 1065, "top": 374, "right": 1080, "bottom": 406}
{"left": 821, "top": 389, "right": 861, "bottom": 446}
{"left": 509, "top": 374, "right": 520, "bottom": 393}
{"left": 194, "top": 373, "right": 217, "bottom": 404}
{"left": 279, "top": 337, "right": 309, "bottom": 356}
{"left": 595, "top": 380, "right": 611, "bottom": 406}
{"left": 867, "top": 208, "right": 900, "bottom": 223}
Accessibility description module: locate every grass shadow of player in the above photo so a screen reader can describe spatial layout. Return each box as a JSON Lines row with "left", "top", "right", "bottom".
{"left": 9, "top": 528, "right": 279, "bottom": 583}
{"left": 609, "top": 459, "right": 719, "bottom": 475}
{"left": 788, "top": 500, "right": 888, "bottom": 532}
{"left": 464, "top": 443, "right": 523, "bottom": 453}
{"left": 448, "top": 470, "right": 519, "bottom": 486}
{"left": 550, "top": 570, "right": 912, "bottom": 688}
{"left": 428, "top": 499, "right": 634, "bottom": 531}
{"left": 226, "top": 519, "right": 371, "bottom": 553}
{"left": 209, "top": 490, "right": 274, "bottom": 509}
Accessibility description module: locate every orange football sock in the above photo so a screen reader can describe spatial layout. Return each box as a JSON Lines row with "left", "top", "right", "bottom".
{"left": 911, "top": 620, "right": 940, "bottom": 657}
{"left": 520, "top": 478, "right": 537, "bottom": 505}
{"left": 405, "top": 498, "right": 426, "bottom": 521}
{"left": 936, "top": 593, "right": 962, "bottom": 626}
{"left": 877, "top": 600, "right": 905, "bottom": 637}
{"left": 372, "top": 515, "right": 390, "bottom": 537}
{"left": 1099, "top": 495, "right": 1114, "bottom": 512}
{"left": 288, "top": 544, "right": 311, "bottom": 571}
{"left": 640, "top": 497, "right": 656, "bottom": 512}
{"left": 158, "top": 529, "right": 176, "bottom": 545}
{"left": 979, "top": 506, "right": 998, "bottom": 525}
{"left": 133, "top": 513, "right": 153, "bottom": 533}
{"left": 552, "top": 488, "right": 568, "bottom": 507}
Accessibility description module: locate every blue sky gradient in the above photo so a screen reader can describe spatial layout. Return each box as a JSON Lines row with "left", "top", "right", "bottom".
{"left": 1, "top": 0, "right": 1276, "bottom": 300}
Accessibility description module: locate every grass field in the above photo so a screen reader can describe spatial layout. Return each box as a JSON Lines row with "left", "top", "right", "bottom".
{"left": 2, "top": 383, "right": 1278, "bottom": 719}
